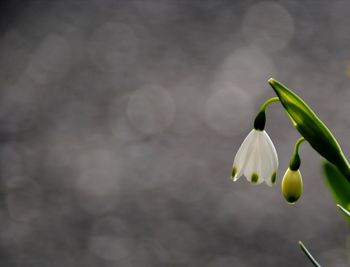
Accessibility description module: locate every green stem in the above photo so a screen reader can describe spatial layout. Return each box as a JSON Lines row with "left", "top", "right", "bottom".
{"left": 294, "top": 137, "right": 305, "bottom": 154}
{"left": 259, "top": 97, "right": 279, "bottom": 112}
{"left": 289, "top": 137, "right": 305, "bottom": 171}
{"left": 254, "top": 97, "right": 279, "bottom": 131}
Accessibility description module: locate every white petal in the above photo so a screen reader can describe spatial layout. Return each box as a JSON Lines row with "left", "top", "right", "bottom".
{"left": 254, "top": 132, "right": 264, "bottom": 184}
{"left": 260, "top": 130, "right": 278, "bottom": 186}
{"left": 262, "top": 130, "right": 278, "bottom": 170}
{"left": 258, "top": 133, "right": 272, "bottom": 179}
{"left": 258, "top": 137, "right": 273, "bottom": 181}
{"left": 232, "top": 129, "right": 258, "bottom": 180}
{"left": 242, "top": 131, "right": 263, "bottom": 184}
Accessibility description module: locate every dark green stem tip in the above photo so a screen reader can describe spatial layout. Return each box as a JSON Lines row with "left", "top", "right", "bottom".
{"left": 254, "top": 110, "right": 266, "bottom": 131}
{"left": 289, "top": 153, "right": 301, "bottom": 171}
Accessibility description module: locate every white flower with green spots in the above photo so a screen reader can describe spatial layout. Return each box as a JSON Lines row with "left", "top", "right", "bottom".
{"left": 231, "top": 129, "right": 278, "bottom": 186}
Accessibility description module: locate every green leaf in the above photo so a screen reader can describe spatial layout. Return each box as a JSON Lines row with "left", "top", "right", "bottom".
{"left": 299, "top": 241, "right": 321, "bottom": 267}
{"left": 269, "top": 78, "right": 350, "bottom": 182}
{"left": 323, "top": 161, "right": 350, "bottom": 223}
{"left": 337, "top": 204, "right": 350, "bottom": 217}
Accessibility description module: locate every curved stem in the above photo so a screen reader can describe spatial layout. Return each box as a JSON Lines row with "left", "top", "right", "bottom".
{"left": 294, "top": 137, "right": 305, "bottom": 154}
{"left": 259, "top": 97, "right": 279, "bottom": 112}
{"left": 254, "top": 97, "right": 280, "bottom": 131}
{"left": 289, "top": 137, "right": 305, "bottom": 171}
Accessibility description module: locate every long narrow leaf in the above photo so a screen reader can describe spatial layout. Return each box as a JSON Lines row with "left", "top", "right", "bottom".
{"left": 269, "top": 78, "right": 350, "bottom": 181}
{"left": 299, "top": 241, "right": 321, "bottom": 267}
{"left": 337, "top": 204, "right": 350, "bottom": 217}
{"left": 322, "top": 161, "right": 350, "bottom": 223}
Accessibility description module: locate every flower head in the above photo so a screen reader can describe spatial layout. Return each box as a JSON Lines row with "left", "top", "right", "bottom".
{"left": 281, "top": 168, "right": 303, "bottom": 204}
{"left": 231, "top": 129, "right": 278, "bottom": 186}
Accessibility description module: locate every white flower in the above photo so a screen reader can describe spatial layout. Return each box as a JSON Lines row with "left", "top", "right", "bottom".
{"left": 231, "top": 129, "right": 278, "bottom": 186}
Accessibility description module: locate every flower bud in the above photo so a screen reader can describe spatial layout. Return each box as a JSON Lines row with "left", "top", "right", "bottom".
{"left": 281, "top": 168, "right": 303, "bottom": 204}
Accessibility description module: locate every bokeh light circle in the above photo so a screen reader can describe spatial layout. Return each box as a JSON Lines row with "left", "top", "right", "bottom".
{"left": 89, "top": 216, "right": 132, "bottom": 262}
{"left": 204, "top": 85, "right": 253, "bottom": 137}
{"left": 242, "top": 2, "right": 294, "bottom": 52}
{"left": 88, "top": 22, "right": 139, "bottom": 73}
{"left": 75, "top": 147, "right": 123, "bottom": 214}
{"left": 216, "top": 47, "right": 275, "bottom": 96}
{"left": 6, "top": 177, "right": 43, "bottom": 222}
{"left": 126, "top": 85, "right": 175, "bottom": 135}
{"left": 26, "top": 34, "right": 72, "bottom": 84}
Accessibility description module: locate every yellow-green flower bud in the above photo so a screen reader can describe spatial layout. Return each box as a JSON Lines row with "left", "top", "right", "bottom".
{"left": 281, "top": 168, "right": 303, "bottom": 204}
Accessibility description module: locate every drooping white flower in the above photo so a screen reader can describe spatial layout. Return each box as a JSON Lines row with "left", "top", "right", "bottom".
{"left": 231, "top": 129, "right": 278, "bottom": 186}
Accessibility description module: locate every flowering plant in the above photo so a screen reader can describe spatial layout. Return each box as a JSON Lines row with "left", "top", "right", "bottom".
{"left": 231, "top": 78, "right": 350, "bottom": 265}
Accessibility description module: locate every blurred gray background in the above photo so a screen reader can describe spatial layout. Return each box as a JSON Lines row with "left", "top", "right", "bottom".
{"left": 0, "top": 0, "right": 349, "bottom": 266}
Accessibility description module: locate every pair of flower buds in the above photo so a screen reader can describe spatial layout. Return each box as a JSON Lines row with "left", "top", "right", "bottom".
{"left": 231, "top": 79, "right": 350, "bottom": 203}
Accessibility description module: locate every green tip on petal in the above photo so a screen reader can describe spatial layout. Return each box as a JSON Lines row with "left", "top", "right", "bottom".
{"left": 271, "top": 172, "right": 277, "bottom": 184}
{"left": 231, "top": 166, "right": 237, "bottom": 178}
{"left": 269, "top": 78, "right": 350, "bottom": 183}
{"left": 251, "top": 173, "right": 259, "bottom": 183}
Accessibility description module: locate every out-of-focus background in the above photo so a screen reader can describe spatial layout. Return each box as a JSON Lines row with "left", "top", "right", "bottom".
{"left": 0, "top": 0, "right": 349, "bottom": 266}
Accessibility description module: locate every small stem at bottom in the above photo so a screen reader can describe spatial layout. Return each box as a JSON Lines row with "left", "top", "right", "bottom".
{"left": 299, "top": 241, "right": 321, "bottom": 267}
